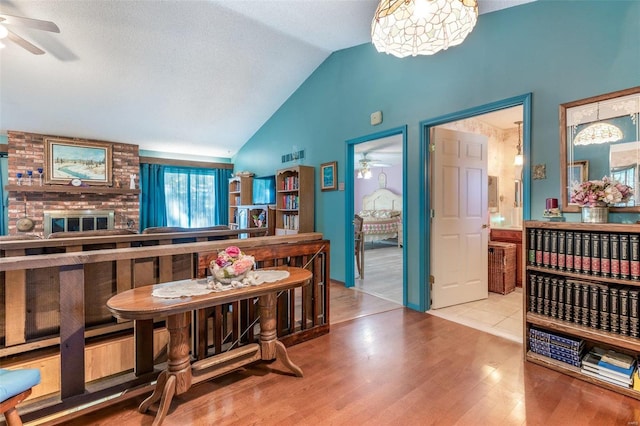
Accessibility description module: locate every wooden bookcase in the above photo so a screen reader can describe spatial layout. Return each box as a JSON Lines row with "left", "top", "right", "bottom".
{"left": 228, "top": 176, "right": 253, "bottom": 230}
{"left": 524, "top": 220, "right": 640, "bottom": 400}
{"left": 275, "top": 165, "right": 314, "bottom": 235}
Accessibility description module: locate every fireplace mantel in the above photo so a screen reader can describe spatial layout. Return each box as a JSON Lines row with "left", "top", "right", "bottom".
{"left": 5, "top": 185, "right": 140, "bottom": 195}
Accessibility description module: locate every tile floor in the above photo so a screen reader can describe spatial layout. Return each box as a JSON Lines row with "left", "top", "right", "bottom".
{"left": 428, "top": 288, "right": 524, "bottom": 343}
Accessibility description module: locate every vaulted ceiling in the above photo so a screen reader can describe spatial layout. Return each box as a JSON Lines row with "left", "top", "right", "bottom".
{"left": 0, "top": 0, "right": 534, "bottom": 159}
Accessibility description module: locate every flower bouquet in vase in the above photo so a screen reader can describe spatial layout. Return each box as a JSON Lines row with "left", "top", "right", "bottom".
{"left": 570, "top": 176, "right": 633, "bottom": 223}
{"left": 209, "top": 246, "right": 255, "bottom": 284}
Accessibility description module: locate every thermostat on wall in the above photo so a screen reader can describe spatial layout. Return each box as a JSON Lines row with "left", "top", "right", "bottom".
{"left": 370, "top": 111, "right": 383, "bottom": 126}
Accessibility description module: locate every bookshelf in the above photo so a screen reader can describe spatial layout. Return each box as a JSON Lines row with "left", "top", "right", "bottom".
{"left": 524, "top": 220, "right": 640, "bottom": 400}
{"left": 228, "top": 176, "right": 253, "bottom": 230}
{"left": 275, "top": 165, "right": 314, "bottom": 235}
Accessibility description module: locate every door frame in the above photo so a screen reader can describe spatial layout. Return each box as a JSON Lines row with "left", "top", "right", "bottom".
{"left": 345, "top": 125, "right": 408, "bottom": 305}
{"left": 419, "top": 93, "right": 532, "bottom": 311}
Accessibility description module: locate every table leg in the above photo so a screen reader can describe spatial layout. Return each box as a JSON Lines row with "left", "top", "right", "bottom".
{"left": 138, "top": 312, "right": 192, "bottom": 425}
{"left": 258, "top": 292, "right": 303, "bottom": 377}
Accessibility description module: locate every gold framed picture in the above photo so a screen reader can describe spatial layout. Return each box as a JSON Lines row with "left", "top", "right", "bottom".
{"left": 44, "top": 138, "right": 113, "bottom": 186}
{"left": 320, "top": 161, "right": 337, "bottom": 191}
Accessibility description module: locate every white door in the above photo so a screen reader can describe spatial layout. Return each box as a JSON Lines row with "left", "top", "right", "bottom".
{"left": 431, "top": 127, "right": 489, "bottom": 309}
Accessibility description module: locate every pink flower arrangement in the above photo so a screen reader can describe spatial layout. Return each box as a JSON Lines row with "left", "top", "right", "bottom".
{"left": 570, "top": 176, "right": 634, "bottom": 207}
{"left": 210, "top": 246, "right": 255, "bottom": 280}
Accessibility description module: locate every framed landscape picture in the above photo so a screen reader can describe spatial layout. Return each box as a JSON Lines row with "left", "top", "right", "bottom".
{"left": 44, "top": 138, "right": 113, "bottom": 185}
{"left": 320, "top": 161, "right": 337, "bottom": 191}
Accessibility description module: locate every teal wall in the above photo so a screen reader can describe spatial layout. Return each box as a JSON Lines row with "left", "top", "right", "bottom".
{"left": 233, "top": 0, "right": 640, "bottom": 309}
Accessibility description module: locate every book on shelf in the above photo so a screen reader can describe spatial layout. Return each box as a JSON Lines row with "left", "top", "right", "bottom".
{"left": 558, "top": 231, "right": 566, "bottom": 271}
{"left": 550, "top": 230, "right": 558, "bottom": 269}
{"left": 543, "top": 229, "right": 551, "bottom": 268}
{"left": 580, "top": 367, "right": 632, "bottom": 388}
{"left": 600, "top": 349, "right": 636, "bottom": 370}
{"left": 601, "top": 233, "right": 611, "bottom": 278}
{"left": 566, "top": 231, "right": 575, "bottom": 272}
{"left": 632, "top": 234, "right": 640, "bottom": 280}
{"left": 536, "top": 229, "right": 543, "bottom": 266}
{"left": 611, "top": 234, "right": 621, "bottom": 279}
{"left": 621, "top": 234, "right": 631, "bottom": 279}
{"left": 591, "top": 233, "right": 601, "bottom": 276}
{"left": 582, "top": 233, "right": 591, "bottom": 274}
{"left": 574, "top": 232, "right": 583, "bottom": 273}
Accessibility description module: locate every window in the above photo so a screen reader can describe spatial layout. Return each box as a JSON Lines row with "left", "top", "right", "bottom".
{"left": 164, "top": 167, "right": 216, "bottom": 227}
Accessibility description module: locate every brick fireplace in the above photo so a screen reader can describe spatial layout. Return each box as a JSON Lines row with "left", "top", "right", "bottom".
{"left": 7, "top": 131, "right": 140, "bottom": 236}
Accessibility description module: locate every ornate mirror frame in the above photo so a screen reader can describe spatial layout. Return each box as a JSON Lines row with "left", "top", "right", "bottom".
{"left": 560, "top": 86, "right": 640, "bottom": 213}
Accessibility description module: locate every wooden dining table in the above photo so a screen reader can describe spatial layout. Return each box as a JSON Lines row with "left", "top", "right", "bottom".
{"left": 107, "top": 266, "right": 312, "bottom": 426}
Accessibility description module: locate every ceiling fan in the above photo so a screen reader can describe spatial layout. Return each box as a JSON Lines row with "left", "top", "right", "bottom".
{"left": 359, "top": 153, "right": 392, "bottom": 169}
{"left": 0, "top": 12, "right": 60, "bottom": 55}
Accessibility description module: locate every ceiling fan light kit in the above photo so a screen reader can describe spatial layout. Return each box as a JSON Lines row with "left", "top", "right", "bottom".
{"left": 0, "top": 12, "right": 60, "bottom": 54}
{"left": 371, "top": 0, "right": 478, "bottom": 58}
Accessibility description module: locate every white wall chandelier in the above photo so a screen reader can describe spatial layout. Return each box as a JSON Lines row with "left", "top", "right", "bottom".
{"left": 371, "top": 0, "right": 478, "bottom": 58}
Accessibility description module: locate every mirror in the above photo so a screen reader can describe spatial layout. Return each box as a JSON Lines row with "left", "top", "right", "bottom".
{"left": 560, "top": 86, "right": 640, "bottom": 212}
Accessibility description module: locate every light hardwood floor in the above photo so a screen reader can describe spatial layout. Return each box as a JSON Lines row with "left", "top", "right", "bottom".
{"left": 60, "top": 306, "right": 639, "bottom": 426}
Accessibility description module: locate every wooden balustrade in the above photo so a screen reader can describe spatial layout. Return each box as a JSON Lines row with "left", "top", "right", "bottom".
{"left": 0, "top": 230, "right": 329, "bottom": 423}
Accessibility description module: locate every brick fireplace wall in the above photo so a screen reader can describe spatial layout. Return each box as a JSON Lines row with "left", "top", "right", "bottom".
{"left": 7, "top": 131, "right": 140, "bottom": 236}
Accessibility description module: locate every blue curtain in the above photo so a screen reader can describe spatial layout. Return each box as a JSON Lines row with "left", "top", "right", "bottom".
{"left": 140, "top": 163, "right": 167, "bottom": 230}
{"left": 0, "top": 154, "right": 7, "bottom": 235}
{"left": 215, "top": 168, "right": 232, "bottom": 225}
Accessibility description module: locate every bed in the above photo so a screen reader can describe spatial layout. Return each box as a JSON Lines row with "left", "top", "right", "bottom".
{"left": 358, "top": 188, "right": 403, "bottom": 245}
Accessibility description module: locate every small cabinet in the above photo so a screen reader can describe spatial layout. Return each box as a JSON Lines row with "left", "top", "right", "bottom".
{"left": 228, "top": 176, "right": 252, "bottom": 230}
{"left": 490, "top": 228, "right": 523, "bottom": 287}
{"left": 275, "top": 165, "right": 314, "bottom": 235}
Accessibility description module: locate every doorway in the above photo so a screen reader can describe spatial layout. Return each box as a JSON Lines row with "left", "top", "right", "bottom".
{"left": 420, "top": 94, "right": 531, "bottom": 340}
{"left": 345, "top": 126, "right": 407, "bottom": 306}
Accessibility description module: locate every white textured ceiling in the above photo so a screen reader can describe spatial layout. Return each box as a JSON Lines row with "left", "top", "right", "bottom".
{"left": 0, "top": 0, "right": 534, "bottom": 159}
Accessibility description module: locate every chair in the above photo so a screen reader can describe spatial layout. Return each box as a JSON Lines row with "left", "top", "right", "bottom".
{"left": 0, "top": 368, "right": 41, "bottom": 426}
{"left": 354, "top": 214, "right": 364, "bottom": 279}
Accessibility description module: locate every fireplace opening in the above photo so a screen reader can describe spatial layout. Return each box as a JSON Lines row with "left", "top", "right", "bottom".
{"left": 44, "top": 210, "right": 115, "bottom": 237}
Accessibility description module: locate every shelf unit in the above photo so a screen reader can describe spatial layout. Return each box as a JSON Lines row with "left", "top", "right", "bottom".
{"left": 275, "top": 165, "right": 314, "bottom": 235}
{"left": 524, "top": 220, "right": 640, "bottom": 400}
{"left": 228, "top": 176, "right": 253, "bottom": 230}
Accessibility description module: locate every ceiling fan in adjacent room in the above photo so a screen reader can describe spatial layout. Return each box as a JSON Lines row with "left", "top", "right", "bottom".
{"left": 0, "top": 12, "right": 60, "bottom": 54}
{"left": 357, "top": 153, "right": 391, "bottom": 179}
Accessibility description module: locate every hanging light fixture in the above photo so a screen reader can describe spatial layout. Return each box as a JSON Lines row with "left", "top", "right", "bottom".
{"left": 371, "top": 0, "right": 478, "bottom": 58}
{"left": 573, "top": 101, "right": 624, "bottom": 146}
{"left": 357, "top": 160, "right": 372, "bottom": 179}
{"left": 514, "top": 120, "right": 523, "bottom": 166}
{"left": 574, "top": 123, "right": 623, "bottom": 146}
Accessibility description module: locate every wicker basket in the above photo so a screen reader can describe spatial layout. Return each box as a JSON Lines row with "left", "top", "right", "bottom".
{"left": 488, "top": 241, "right": 516, "bottom": 295}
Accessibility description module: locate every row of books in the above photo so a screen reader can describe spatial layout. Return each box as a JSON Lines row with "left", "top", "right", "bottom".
{"left": 280, "top": 195, "right": 300, "bottom": 210}
{"left": 528, "top": 328, "right": 584, "bottom": 367}
{"left": 527, "top": 228, "right": 640, "bottom": 280}
{"left": 280, "top": 176, "right": 299, "bottom": 191}
{"left": 280, "top": 214, "right": 300, "bottom": 230}
{"left": 581, "top": 346, "right": 637, "bottom": 388}
{"left": 528, "top": 273, "right": 640, "bottom": 337}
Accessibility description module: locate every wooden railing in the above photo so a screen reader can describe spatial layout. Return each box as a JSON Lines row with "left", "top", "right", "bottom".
{"left": 0, "top": 231, "right": 329, "bottom": 424}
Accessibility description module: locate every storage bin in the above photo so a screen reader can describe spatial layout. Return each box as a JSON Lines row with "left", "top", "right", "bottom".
{"left": 488, "top": 241, "right": 516, "bottom": 295}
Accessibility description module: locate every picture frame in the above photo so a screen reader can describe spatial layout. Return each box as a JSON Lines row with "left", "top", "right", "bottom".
{"left": 320, "top": 161, "right": 337, "bottom": 191}
{"left": 567, "top": 160, "right": 589, "bottom": 204}
{"left": 44, "top": 138, "right": 113, "bottom": 186}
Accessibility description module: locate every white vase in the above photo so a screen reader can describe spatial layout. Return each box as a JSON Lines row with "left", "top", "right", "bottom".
{"left": 581, "top": 205, "right": 609, "bottom": 223}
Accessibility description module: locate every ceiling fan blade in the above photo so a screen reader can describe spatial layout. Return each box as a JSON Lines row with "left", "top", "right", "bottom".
{"left": 7, "top": 30, "right": 45, "bottom": 54}
{"left": 0, "top": 13, "right": 60, "bottom": 33}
